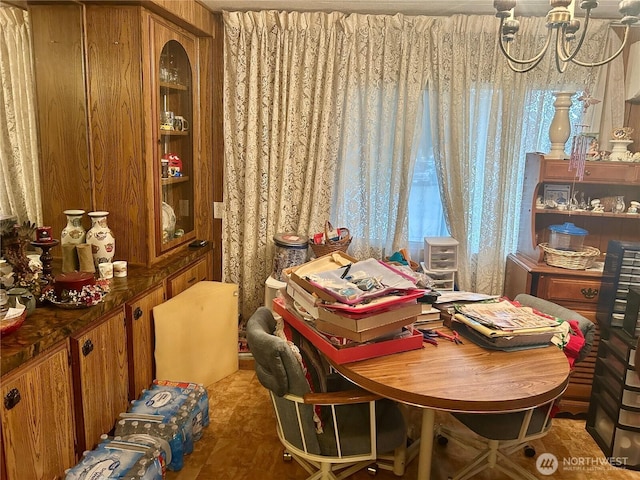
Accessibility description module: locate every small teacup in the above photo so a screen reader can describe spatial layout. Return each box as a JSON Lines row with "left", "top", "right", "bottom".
{"left": 113, "top": 260, "right": 127, "bottom": 277}
{"left": 98, "top": 262, "right": 114, "bottom": 279}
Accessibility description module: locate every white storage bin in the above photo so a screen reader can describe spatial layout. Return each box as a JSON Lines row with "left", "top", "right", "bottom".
{"left": 424, "top": 237, "right": 458, "bottom": 271}
{"left": 612, "top": 429, "right": 640, "bottom": 466}
{"left": 619, "top": 408, "right": 640, "bottom": 428}
{"left": 622, "top": 390, "right": 640, "bottom": 408}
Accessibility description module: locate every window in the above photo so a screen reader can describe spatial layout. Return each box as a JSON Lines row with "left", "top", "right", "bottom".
{"left": 408, "top": 90, "right": 585, "bottom": 262}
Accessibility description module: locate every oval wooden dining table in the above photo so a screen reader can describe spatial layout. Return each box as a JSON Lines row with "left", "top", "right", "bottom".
{"left": 331, "top": 330, "right": 571, "bottom": 480}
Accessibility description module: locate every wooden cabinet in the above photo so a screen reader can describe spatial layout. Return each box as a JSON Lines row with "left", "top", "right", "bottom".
{"left": 167, "top": 250, "right": 213, "bottom": 298}
{"left": 70, "top": 308, "right": 129, "bottom": 453}
{"left": 504, "top": 153, "right": 640, "bottom": 415}
{"left": 30, "top": 3, "right": 214, "bottom": 267}
{"left": 0, "top": 342, "right": 76, "bottom": 480}
{"left": 125, "top": 284, "right": 165, "bottom": 399}
{"left": 516, "top": 154, "right": 640, "bottom": 261}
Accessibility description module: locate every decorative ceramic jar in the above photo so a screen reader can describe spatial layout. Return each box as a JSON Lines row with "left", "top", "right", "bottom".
{"left": 60, "top": 209, "right": 86, "bottom": 246}
{"left": 608, "top": 140, "right": 633, "bottom": 162}
{"left": 86, "top": 211, "right": 115, "bottom": 266}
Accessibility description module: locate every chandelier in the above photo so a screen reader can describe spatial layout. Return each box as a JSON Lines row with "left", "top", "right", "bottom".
{"left": 494, "top": 0, "right": 640, "bottom": 73}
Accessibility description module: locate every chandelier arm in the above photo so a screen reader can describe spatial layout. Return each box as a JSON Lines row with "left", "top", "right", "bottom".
{"left": 507, "top": 54, "right": 547, "bottom": 73}
{"left": 497, "top": 23, "right": 553, "bottom": 65}
{"left": 569, "top": 25, "right": 629, "bottom": 67}
{"left": 555, "top": 29, "right": 570, "bottom": 73}
{"left": 557, "top": 10, "right": 592, "bottom": 63}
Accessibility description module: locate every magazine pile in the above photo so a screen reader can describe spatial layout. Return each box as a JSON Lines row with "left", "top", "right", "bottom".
{"left": 451, "top": 299, "right": 563, "bottom": 351}
{"left": 279, "top": 252, "right": 433, "bottom": 360}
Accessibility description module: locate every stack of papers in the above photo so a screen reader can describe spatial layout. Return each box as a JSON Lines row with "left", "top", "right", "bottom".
{"left": 452, "top": 299, "right": 561, "bottom": 350}
{"left": 456, "top": 301, "right": 560, "bottom": 332}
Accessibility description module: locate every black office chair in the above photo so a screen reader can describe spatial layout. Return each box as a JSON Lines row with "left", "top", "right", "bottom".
{"left": 246, "top": 307, "right": 408, "bottom": 479}
{"left": 437, "top": 294, "right": 596, "bottom": 480}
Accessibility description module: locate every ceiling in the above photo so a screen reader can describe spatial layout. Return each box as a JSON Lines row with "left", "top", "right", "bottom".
{"left": 199, "top": 0, "right": 625, "bottom": 19}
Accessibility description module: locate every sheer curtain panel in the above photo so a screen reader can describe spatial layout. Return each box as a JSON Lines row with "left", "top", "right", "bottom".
{"left": 427, "top": 16, "right": 624, "bottom": 294}
{"left": 0, "top": 6, "right": 42, "bottom": 225}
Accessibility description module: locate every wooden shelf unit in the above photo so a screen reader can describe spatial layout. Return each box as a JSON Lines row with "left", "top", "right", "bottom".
{"left": 504, "top": 153, "right": 640, "bottom": 415}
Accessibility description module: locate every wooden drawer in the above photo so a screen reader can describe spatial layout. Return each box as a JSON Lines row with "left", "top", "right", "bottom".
{"left": 538, "top": 275, "right": 602, "bottom": 307}
{"left": 542, "top": 160, "right": 639, "bottom": 184}
{"left": 166, "top": 254, "right": 211, "bottom": 298}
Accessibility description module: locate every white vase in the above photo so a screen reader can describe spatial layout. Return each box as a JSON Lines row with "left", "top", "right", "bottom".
{"left": 86, "top": 211, "right": 115, "bottom": 266}
{"left": 60, "top": 209, "right": 86, "bottom": 246}
{"left": 548, "top": 92, "right": 574, "bottom": 160}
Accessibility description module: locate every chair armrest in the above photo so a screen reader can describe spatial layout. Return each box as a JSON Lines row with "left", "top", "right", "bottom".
{"left": 302, "top": 388, "right": 381, "bottom": 405}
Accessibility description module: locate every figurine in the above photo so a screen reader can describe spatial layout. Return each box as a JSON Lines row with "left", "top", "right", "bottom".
{"left": 591, "top": 199, "right": 604, "bottom": 213}
{"left": 628, "top": 201, "right": 640, "bottom": 214}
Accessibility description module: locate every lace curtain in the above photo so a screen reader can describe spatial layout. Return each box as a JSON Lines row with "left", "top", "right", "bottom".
{"left": 0, "top": 6, "right": 41, "bottom": 225}
{"left": 224, "top": 11, "right": 434, "bottom": 319}
{"left": 223, "top": 11, "right": 346, "bottom": 319}
{"left": 223, "top": 10, "right": 624, "bottom": 319}
{"left": 427, "top": 16, "right": 623, "bottom": 294}
{"left": 328, "top": 15, "right": 434, "bottom": 261}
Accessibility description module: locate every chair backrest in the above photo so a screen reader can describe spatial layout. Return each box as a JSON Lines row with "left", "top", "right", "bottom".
{"left": 514, "top": 293, "right": 595, "bottom": 363}
{"left": 246, "top": 307, "right": 322, "bottom": 454}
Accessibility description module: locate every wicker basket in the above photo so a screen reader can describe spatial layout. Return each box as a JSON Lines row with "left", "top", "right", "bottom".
{"left": 309, "top": 221, "right": 352, "bottom": 257}
{"left": 539, "top": 243, "right": 600, "bottom": 270}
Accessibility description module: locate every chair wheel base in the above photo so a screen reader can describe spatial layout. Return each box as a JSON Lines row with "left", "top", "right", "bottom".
{"left": 283, "top": 451, "right": 293, "bottom": 462}
{"left": 524, "top": 446, "right": 536, "bottom": 457}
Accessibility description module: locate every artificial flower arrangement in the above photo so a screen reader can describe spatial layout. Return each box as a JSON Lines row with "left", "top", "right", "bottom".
{"left": 41, "top": 279, "right": 111, "bottom": 307}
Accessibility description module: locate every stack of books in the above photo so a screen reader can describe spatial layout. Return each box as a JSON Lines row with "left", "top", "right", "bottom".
{"left": 280, "top": 252, "right": 432, "bottom": 356}
{"left": 414, "top": 303, "right": 442, "bottom": 329}
{"left": 451, "top": 299, "right": 562, "bottom": 350}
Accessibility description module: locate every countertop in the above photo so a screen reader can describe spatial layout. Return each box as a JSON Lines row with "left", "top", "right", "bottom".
{"left": 1, "top": 245, "right": 212, "bottom": 376}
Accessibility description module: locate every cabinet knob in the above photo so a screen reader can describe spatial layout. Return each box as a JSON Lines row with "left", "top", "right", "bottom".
{"left": 581, "top": 287, "right": 599, "bottom": 299}
{"left": 4, "top": 388, "right": 21, "bottom": 410}
{"left": 584, "top": 169, "right": 591, "bottom": 176}
{"left": 134, "top": 307, "right": 143, "bottom": 320}
{"left": 82, "top": 339, "right": 94, "bottom": 356}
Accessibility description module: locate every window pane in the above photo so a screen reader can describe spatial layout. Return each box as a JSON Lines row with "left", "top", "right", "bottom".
{"left": 408, "top": 93, "right": 449, "bottom": 247}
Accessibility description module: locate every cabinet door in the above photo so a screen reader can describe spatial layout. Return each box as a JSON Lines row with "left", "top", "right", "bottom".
{"left": 71, "top": 308, "right": 129, "bottom": 453}
{"left": 126, "top": 284, "right": 165, "bottom": 399}
{"left": 1, "top": 342, "right": 76, "bottom": 480}
{"left": 167, "top": 253, "right": 212, "bottom": 298}
{"left": 148, "top": 14, "right": 199, "bottom": 258}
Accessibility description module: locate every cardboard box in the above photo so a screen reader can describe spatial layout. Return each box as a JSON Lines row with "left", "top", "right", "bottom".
{"left": 286, "top": 251, "right": 358, "bottom": 302}
{"left": 274, "top": 298, "right": 423, "bottom": 364}
{"left": 314, "top": 316, "right": 417, "bottom": 343}
{"left": 317, "top": 301, "right": 421, "bottom": 332}
{"left": 285, "top": 280, "right": 321, "bottom": 318}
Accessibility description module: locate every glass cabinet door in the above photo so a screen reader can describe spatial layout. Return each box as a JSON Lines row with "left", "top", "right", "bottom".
{"left": 155, "top": 35, "right": 195, "bottom": 255}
